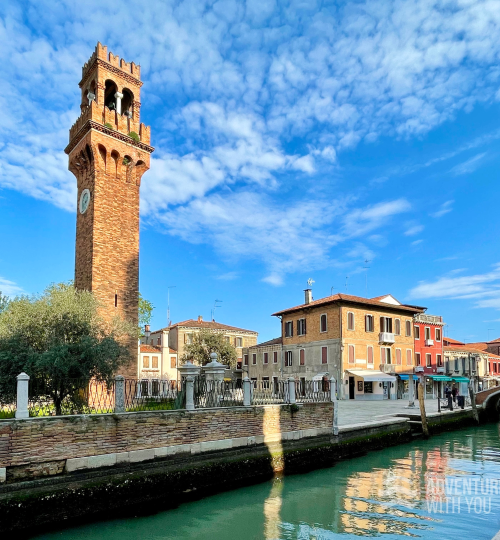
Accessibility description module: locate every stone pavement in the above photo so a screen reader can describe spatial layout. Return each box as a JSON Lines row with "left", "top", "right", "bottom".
{"left": 336, "top": 398, "right": 445, "bottom": 426}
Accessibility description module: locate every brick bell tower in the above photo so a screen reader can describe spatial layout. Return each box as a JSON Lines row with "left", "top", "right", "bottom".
{"left": 65, "top": 43, "right": 154, "bottom": 377}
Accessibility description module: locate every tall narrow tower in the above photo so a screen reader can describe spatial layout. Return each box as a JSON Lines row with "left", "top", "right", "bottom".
{"left": 65, "top": 43, "right": 154, "bottom": 376}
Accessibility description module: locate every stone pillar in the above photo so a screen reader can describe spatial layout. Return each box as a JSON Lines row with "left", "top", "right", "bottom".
{"left": 408, "top": 373, "right": 415, "bottom": 408}
{"left": 15, "top": 372, "right": 30, "bottom": 419}
{"left": 114, "top": 91, "right": 123, "bottom": 114}
{"left": 114, "top": 375, "right": 125, "bottom": 413}
{"left": 288, "top": 377, "right": 296, "bottom": 404}
{"left": 185, "top": 376, "right": 195, "bottom": 411}
{"left": 202, "top": 352, "right": 226, "bottom": 382}
{"left": 330, "top": 376, "right": 338, "bottom": 436}
{"left": 178, "top": 360, "right": 201, "bottom": 381}
{"left": 243, "top": 377, "right": 251, "bottom": 407}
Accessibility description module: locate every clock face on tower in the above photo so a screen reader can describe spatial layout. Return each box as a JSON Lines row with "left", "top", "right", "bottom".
{"left": 79, "top": 189, "right": 91, "bottom": 214}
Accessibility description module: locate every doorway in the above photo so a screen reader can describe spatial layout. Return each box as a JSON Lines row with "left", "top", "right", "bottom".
{"left": 349, "top": 376, "right": 355, "bottom": 399}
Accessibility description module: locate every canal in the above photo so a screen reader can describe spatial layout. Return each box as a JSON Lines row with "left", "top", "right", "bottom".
{"left": 35, "top": 424, "right": 500, "bottom": 539}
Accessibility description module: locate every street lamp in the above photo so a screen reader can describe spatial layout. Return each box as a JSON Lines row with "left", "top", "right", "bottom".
{"left": 144, "top": 324, "right": 151, "bottom": 345}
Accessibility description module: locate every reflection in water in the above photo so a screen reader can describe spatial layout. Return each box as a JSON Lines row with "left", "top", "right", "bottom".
{"left": 34, "top": 424, "right": 500, "bottom": 540}
{"left": 263, "top": 406, "right": 284, "bottom": 473}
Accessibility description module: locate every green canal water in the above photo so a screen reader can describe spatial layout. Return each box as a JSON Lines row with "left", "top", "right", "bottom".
{"left": 35, "top": 424, "right": 500, "bottom": 539}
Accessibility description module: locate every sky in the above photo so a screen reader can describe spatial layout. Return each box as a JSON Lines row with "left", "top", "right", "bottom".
{"left": 1, "top": 0, "right": 500, "bottom": 344}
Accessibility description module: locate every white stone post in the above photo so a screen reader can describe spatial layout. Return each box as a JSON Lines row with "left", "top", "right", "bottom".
{"left": 15, "top": 372, "right": 30, "bottom": 419}
{"left": 288, "top": 377, "right": 296, "bottom": 404}
{"left": 114, "top": 375, "right": 125, "bottom": 413}
{"left": 243, "top": 377, "right": 251, "bottom": 407}
{"left": 114, "top": 91, "right": 123, "bottom": 114}
{"left": 330, "top": 376, "right": 338, "bottom": 436}
{"left": 185, "top": 376, "right": 195, "bottom": 411}
{"left": 408, "top": 373, "right": 415, "bottom": 408}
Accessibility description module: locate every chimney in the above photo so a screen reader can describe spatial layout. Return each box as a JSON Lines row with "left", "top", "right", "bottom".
{"left": 197, "top": 315, "right": 203, "bottom": 323}
{"left": 304, "top": 289, "right": 312, "bottom": 305}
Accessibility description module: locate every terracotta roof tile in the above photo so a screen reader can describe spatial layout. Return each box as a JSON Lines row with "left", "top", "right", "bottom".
{"left": 140, "top": 344, "right": 161, "bottom": 353}
{"left": 272, "top": 293, "right": 425, "bottom": 317}
{"left": 444, "top": 345, "right": 487, "bottom": 354}
{"left": 253, "top": 337, "right": 282, "bottom": 347}
{"left": 443, "top": 337, "right": 465, "bottom": 345}
{"left": 153, "top": 319, "right": 257, "bottom": 334}
{"left": 464, "top": 342, "right": 488, "bottom": 352}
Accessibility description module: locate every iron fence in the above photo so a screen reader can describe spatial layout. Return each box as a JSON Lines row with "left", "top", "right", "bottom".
{"left": 194, "top": 379, "right": 244, "bottom": 408}
{"left": 28, "top": 378, "right": 115, "bottom": 416}
{"left": 124, "top": 378, "right": 183, "bottom": 411}
{"left": 251, "top": 379, "right": 289, "bottom": 405}
{"left": 296, "top": 379, "right": 331, "bottom": 403}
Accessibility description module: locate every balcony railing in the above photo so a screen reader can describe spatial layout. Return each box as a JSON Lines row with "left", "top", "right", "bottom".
{"left": 379, "top": 364, "right": 394, "bottom": 373}
{"left": 379, "top": 332, "right": 395, "bottom": 344}
{"left": 414, "top": 314, "right": 443, "bottom": 324}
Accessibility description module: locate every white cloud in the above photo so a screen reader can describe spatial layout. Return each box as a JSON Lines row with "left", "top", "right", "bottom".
{"left": 431, "top": 200, "right": 454, "bottom": 218}
{"left": 409, "top": 264, "right": 500, "bottom": 309}
{"left": 411, "top": 239, "right": 423, "bottom": 246}
{"left": 0, "top": 277, "right": 24, "bottom": 298}
{"left": 405, "top": 224, "right": 424, "bottom": 236}
{"left": 450, "top": 153, "right": 487, "bottom": 176}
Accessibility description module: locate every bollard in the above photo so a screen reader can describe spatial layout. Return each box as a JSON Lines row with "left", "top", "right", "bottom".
{"left": 15, "top": 372, "right": 30, "bottom": 419}
{"left": 114, "top": 375, "right": 125, "bottom": 413}
{"left": 330, "top": 376, "right": 339, "bottom": 436}
{"left": 243, "top": 377, "right": 251, "bottom": 406}
{"left": 185, "top": 376, "right": 195, "bottom": 411}
{"left": 288, "top": 377, "right": 296, "bottom": 404}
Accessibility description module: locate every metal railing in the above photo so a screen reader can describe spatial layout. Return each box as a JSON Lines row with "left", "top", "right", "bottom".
{"left": 251, "top": 379, "right": 289, "bottom": 405}
{"left": 296, "top": 380, "right": 330, "bottom": 403}
{"left": 194, "top": 379, "right": 244, "bottom": 408}
{"left": 124, "top": 378, "right": 182, "bottom": 412}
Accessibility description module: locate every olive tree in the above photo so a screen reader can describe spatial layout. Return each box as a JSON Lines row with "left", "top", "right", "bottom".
{"left": 181, "top": 329, "right": 238, "bottom": 368}
{"left": 0, "top": 282, "right": 131, "bottom": 415}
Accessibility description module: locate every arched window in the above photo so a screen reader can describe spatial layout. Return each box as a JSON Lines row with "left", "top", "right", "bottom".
{"left": 110, "top": 150, "right": 119, "bottom": 177}
{"left": 121, "top": 88, "right": 134, "bottom": 117}
{"left": 104, "top": 80, "right": 118, "bottom": 110}
{"left": 98, "top": 145, "right": 106, "bottom": 171}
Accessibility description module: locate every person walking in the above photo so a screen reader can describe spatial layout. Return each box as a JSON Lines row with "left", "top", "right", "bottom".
{"left": 451, "top": 385, "right": 458, "bottom": 403}
{"left": 444, "top": 384, "right": 450, "bottom": 398}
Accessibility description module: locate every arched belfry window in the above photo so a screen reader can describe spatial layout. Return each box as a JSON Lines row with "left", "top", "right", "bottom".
{"left": 104, "top": 80, "right": 118, "bottom": 110}
{"left": 121, "top": 89, "right": 134, "bottom": 117}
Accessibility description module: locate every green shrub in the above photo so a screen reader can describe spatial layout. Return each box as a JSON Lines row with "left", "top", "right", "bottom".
{"left": 104, "top": 122, "right": 113, "bottom": 129}
{"left": 128, "top": 131, "right": 140, "bottom": 142}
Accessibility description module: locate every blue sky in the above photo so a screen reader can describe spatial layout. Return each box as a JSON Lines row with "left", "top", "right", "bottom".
{"left": 1, "top": 0, "right": 500, "bottom": 344}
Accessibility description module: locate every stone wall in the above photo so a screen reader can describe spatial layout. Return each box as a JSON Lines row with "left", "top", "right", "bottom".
{"left": 0, "top": 403, "right": 333, "bottom": 481}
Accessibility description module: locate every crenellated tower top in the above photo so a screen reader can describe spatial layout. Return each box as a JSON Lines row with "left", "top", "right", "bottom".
{"left": 65, "top": 42, "right": 153, "bottom": 156}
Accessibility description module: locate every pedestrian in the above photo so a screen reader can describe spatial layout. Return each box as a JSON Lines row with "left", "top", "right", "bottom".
{"left": 444, "top": 384, "right": 450, "bottom": 398}
{"left": 451, "top": 385, "right": 458, "bottom": 403}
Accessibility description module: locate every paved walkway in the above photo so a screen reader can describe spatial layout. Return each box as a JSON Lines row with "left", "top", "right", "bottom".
{"left": 336, "top": 398, "right": 444, "bottom": 426}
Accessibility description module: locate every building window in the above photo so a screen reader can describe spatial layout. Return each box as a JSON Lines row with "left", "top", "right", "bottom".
{"left": 494, "top": 363, "right": 498, "bottom": 374}
{"left": 426, "top": 353, "right": 432, "bottom": 367}
{"left": 251, "top": 378, "right": 257, "bottom": 388}
{"left": 454, "top": 357, "right": 459, "bottom": 371}
{"left": 285, "top": 351, "right": 293, "bottom": 366}
{"left": 320, "top": 314, "right": 327, "bottom": 333}
{"left": 416, "top": 353, "right": 421, "bottom": 366}
{"left": 225, "top": 336, "right": 230, "bottom": 343}
{"left": 367, "top": 346, "right": 374, "bottom": 365}
{"left": 405, "top": 320, "right": 411, "bottom": 337}
{"left": 157, "top": 337, "right": 161, "bottom": 346}
{"left": 365, "top": 314, "right": 374, "bottom": 332}
{"left": 425, "top": 327, "right": 431, "bottom": 340}
{"left": 380, "top": 317, "right": 393, "bottom": 333}
{"left": 143, "top": 356, "right": 150, "bottom": 368}
{"left": 170, "top": 356, "right": 176, "bottom": 368}
{"left": 235, "top": 337, "right": 243, "bottom": 347}
{"left": 414, "top": 325, "right": 420, "bottom": 339}
{"left": 297, "top": 318, "right": 306, "bottom": 336}
{"left": 262, "top": 377, "right": 270, "bottom": 389}
{"left": 395, "top": 319, "right": 401, "bottom": 336}
{"left": 252, "top": 354, "right": 257, "bottom": 365}
{"left": 285, "top": 321, "right": 293, "bottom": 337}
{"left": 152, "top": 356, "right": 159, "bottom": 369}
{"left": 364, "top": 381, "right": 373, "bottom": 393}
{"left": 322, "top": 346, "right": 328, "bottom": 364}
{"left": 396, "top": 348, "right": 402, "bottom": 365}
{"left": 348, "top": 345, "right": 355, "bottom": 364}
{"left": 471, "top": 357, "right": 476, "bottom": 372}
{"left": 406, "top": 349, "right": 412, "bottom": 365}
{"left": 347, "top": 312, "right": 355, "bottom": 330}
{"left": 264, "top": 352, "right": 269, "bottom": 364}
{"left": 185, "top": 333, "right": 193, "bottom": 344}
{"left": 244, "top": 354, "right": 249, "bottom": 366}
{"left": 437, "top": 354, "right": 443, "bottom": 367}
{"left": 300, "top": 349, "right": 305, "bottom": 366}
{"left": 273, "top": 351, "right": 278, "bottom": 364}
{"left": 381, "top": 348, "right": 391, "bottom": 364}
{"left": 435, "top": 328, "right": 441, "bottom": 341}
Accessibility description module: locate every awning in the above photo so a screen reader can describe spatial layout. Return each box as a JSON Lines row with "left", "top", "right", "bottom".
{"left": 346, "top": 369, "right": 396, "bottom": 382}
{"left": 312, "top": 372, "right": 329, "bottom": 381}
{"left": 398, "top": 374, "right": 419, "bottom": 380}
{"left": 452, "top": 376, "right": 469, "bottom": 383}
{"left": 427, "top": 375, "right": 453, "bottom": 381}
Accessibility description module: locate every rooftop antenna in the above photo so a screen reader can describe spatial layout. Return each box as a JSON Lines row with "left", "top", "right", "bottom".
{"left": 307, "top": 278, "right": 315, "bottom": 288}
{"left": 212, "top": 299, "right": 223, "bottom": 321}
{"left": 345, "top": 276, "right": 349, "bottom": 293}
{"left": 363, "top": 259, "right": 371, "bottom": 297}
{"left": 167, "top": 286, "right": 176, "bottom": 327}
{"left": 331, "top": 286, "right": 335, "bottom": 296}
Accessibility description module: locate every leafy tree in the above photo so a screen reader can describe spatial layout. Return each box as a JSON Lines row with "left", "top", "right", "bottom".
{"left": 0, "top": 282, "right": 131, "bottom": 415}
{"left": 181, "top": 329, "right": 238, "bottom": 368}
{"left": 0, "top": 292, "right": 8, "bottom": 314}
{"left": 138, "top": 293, "right": 154, "bottom": 332}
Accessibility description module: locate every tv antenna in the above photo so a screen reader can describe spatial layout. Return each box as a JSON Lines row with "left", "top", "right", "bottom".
{"left": 307, "top": 278, "right": 315, "bottom": 288}
{"left": 345, "top": 276, "right": 349, "bottom": 293}
{"left": 167, "top": 286, "right": 176, "bottom": 327}
{"left": 211, "top": 299, "right": 223, "bottom": 321}
{"left": 363, "top": 259, "right": 371, "bottom": 297}
{"left": 331, "top": 286, "right": 335, "bottom": 296}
